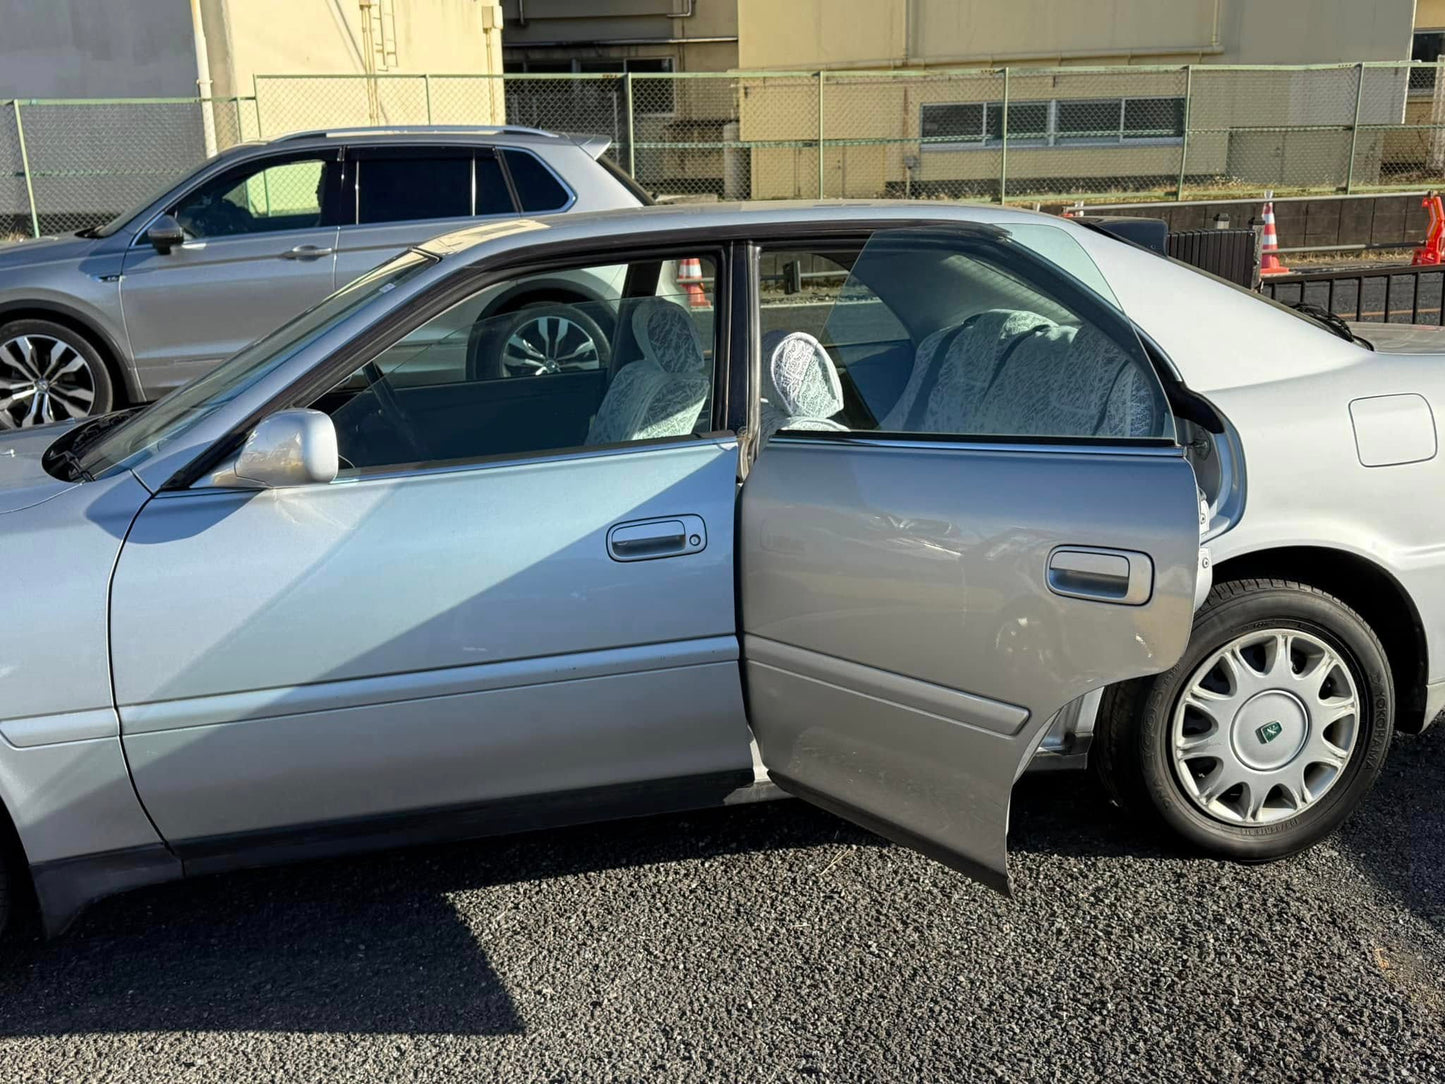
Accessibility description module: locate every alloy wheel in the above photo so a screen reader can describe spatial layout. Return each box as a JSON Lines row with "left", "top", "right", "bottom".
{"left": 0, "top": 332, "right": 98, "bottom": 427}
{"left": 501, "top": 313, "right": 602, "bottom": 376}
{"left": 1169, "top": 628, "right": 1360, "bottom": 826}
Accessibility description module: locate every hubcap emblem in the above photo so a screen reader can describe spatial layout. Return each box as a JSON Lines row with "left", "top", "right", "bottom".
{"left": 1255, "top": 720, "right": 1284, "bottom": 745}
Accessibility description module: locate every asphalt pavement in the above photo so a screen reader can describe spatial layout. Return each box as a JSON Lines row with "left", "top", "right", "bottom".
{"left": 0, "top": 726, "right": 1441, "bottom": 1083}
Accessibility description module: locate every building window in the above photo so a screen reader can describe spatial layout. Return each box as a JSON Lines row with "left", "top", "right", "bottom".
{"left": 1412, "top": 30, "right": 1445, "bottom": 94}
{"left": 921, "top": 96, "right": 1184, "bottom": 151}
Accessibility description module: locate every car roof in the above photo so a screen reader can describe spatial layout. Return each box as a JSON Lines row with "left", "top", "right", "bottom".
{"left": 219, "top": 126, "right": 607, "bottom": 159}
{"left": 417, "top": 199, "right": 1059, "bottom": 262}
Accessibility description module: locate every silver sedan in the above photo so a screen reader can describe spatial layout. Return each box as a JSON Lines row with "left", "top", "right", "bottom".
{"left": 0, "top": 200, "right": 1436, "bottom": 938}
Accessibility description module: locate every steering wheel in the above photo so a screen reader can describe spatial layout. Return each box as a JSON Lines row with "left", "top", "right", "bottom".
{"left": 362, "top": 361, "right": 428, "bottom": 463}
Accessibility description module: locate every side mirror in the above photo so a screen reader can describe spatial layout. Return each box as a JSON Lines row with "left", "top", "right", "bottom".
{"left": 213, "top": 409, "right": 339, "bottom": 489}
{"left": 146, "top": 214, "right": 185, "bottom": 255}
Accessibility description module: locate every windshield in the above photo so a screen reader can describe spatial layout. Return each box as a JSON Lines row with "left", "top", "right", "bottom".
{"left": 78, "top": 251, "right": 434, "bottom": 478}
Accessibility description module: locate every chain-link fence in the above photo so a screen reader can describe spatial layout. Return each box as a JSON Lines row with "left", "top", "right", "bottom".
{"left": 6, "top": 62, "right": 1445, "bottom": 239}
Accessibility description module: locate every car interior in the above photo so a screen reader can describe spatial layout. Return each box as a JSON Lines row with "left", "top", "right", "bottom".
{"left": 757, "top": 236, "right": 1172, "bottom": 444}
{"left": 305, "top": 231, "right": 1178, "bottom": 479}
{"left": 309, "top": 255, "right": 718, "bottom": 472}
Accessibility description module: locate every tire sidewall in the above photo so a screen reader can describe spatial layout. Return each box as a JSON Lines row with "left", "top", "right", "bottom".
{"left": 0, "top": 317, "right": 114, "bottom": 420}
{"left": 1135, "top": 584, "right": 1392, "bottom": 859}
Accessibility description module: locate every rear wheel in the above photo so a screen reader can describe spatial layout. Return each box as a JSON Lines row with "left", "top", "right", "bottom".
{"left": 1093, "top": 578, "right": 1393, "bottom": 861}
{"left": 0, "top": 319, "right": 113, "bottom": 427}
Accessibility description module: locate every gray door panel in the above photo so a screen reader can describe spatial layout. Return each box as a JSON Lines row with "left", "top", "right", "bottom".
{"left": 740, "top": 438, "right": 1200, "bottom": 889}
{"left": 120, "top": 229, "right": 339, "bottom": 395}
{"left": 333, "top": 219, "right": 479, "bottom": 287}
{"left": 112, "top": 438, "right": 750, "bottom": 841}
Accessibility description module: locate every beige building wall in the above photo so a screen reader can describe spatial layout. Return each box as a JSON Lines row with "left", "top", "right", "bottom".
{"left": 202, "top": 0, "right": 506, "bottom": 132}
{"left": 738, "top": 0, "right": 1415, "bottom": 70}
{"left": 736, "top": 0, "right": 1417, "bottom": 199}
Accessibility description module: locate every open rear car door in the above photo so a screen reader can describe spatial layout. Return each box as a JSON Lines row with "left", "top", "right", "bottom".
{"left": 739, "top": 224, "right": 1202, "bottom": 891}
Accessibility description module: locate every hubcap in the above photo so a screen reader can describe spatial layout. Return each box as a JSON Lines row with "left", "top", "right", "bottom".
{"left": 1170, "top": 629, "right": 1359, "bottom": 826}
{"left": 0, "top": 333, "right": 97, "bottom": 427}
{"left": 502, "top": 314, "right": 601, "bottom": 376}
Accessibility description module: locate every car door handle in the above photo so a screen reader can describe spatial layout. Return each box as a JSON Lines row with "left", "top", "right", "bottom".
{"left": 607, "top": 515, "right": 707, "bottom": 562}
{"left": 1046, "top": 546, "right": 1153, "bottom": 606}
{"left": 280, "top": 245, "right": 333, "bottom": 261}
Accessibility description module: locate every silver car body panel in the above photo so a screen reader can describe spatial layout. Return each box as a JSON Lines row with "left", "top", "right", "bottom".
{"left": 738, "top": 437, "right": 1201, "bottom": 889}
{"left": 1, "top": 199, "right": 1443, "bottom": 930}
{"left": 112, "top": 437, "right": 750, "bottom": 841}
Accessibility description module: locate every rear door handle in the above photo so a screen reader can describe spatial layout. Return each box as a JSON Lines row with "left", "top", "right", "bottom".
{"left": 607, "top": 515, "right": 707, "bottom": 562}
{"left": 280, "top": 245, "right": 333, "bottom": 261}
{"left": 1046, "top": 546, "right": 1153, "bottom": 606}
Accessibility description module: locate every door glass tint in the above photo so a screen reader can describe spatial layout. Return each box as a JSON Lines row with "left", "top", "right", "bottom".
{"left": 757, "top": 226, "right": 1171, "bottom": 443}
{"left": 173, "top": 156, "right": 328, "bottom": 239}
{"left": 503, "top": 149, "right": 571, "bottom": 212}
{"left": 309, "top": 254, "right": 718, "bottom": 473}
{"left": 475, "top": 154, "right": 514, "bottom": 216}
{"left": 357, "top": 156, "right": 471, "bottom": 224}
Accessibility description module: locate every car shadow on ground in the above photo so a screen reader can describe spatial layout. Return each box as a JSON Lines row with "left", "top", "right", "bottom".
{"left": 0, "top": 792, "right": 884, "bottom": 1036}
{"left": 0, "top": 727, "right": 1438, "bottom": 1037}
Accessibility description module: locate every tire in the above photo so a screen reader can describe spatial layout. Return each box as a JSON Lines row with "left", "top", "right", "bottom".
{"left": 1092, "top": 577, "right": 1393, "bottom": 861}
{"left": 466, "top": 301, "right": 611, "bottom": 381}
{"left": 0, "top": 318, "right": 114, "bottom": 427}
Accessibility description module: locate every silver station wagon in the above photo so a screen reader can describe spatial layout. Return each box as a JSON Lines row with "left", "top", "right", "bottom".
{"left": 2, "top": 200, "right": 1440, "bottom": 938}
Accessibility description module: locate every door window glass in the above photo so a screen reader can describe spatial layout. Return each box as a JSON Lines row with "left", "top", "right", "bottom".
{"left": 308, "top": 255, "right": 719, "bottom": 473}
{"left": 475, "top": 154, "right": 514, "bottom": 216}
{"left": 357, "top": 155, "right": 472, "bottom": 224}
{"left": 173, "top": 156, "right": 329, "bottom": 239}
{"left": 503, "top": 149, "right": 572, "bottom": 212}
{"left": 758, "top": 227, "right": 1172, "bottom": 443}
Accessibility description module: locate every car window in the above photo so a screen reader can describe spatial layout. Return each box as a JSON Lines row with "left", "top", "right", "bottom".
{"left": 757, "top": 226, "right": 1172, "bottom": 443}
{"left": 309, "top": 254, "right": 719, "bottom": 474}
{"left": 173, "top": 155, "right": 330, "bottom": 239}
{"left": 356, "top": 154, "right": 472, "bottom": 224}
{"left": 503, "top": 149, "right": 572, "bottom": 213}
{"left": 77, "top": 252, "right": 434, "bottom": 479}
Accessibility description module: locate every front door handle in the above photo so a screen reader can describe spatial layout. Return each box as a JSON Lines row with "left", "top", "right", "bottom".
{"left": 607, "top": 515, "right": 707, "bottom": 562}
{"left": 280, "top": 244, "right": 334, "bottom": 261}
{"left": 1047, "top": 546, "right": 1153, "bottom": 606}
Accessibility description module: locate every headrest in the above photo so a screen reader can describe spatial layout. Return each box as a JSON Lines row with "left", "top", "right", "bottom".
{"left": 631, "top": 296, "right": 706, "bottom": 374}
{"left": 765, "top": 331, "right": 843, "bottom": 419}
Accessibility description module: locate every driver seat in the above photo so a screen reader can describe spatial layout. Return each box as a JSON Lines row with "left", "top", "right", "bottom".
{"left": 585, "top": 297, "right": 710, "bottom": 446}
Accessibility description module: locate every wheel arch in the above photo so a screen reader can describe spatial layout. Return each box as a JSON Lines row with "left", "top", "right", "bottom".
{"left": 0, "top": 300, "right": 140, "bottom": 405}
{"left": 478, "top": 279, "right": 617, "bottom": 336}
{"left": 1211, "top": 545, "right": 1430, "bottom": 733}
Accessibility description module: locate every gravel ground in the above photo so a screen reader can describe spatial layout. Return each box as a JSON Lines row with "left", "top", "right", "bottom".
{"left": 0, "top": 726, "right": 1441, "bottom": 1084}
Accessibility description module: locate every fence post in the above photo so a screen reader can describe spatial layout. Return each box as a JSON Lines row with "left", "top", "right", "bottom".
{"left": 1345, "top": 61, "right": 1365, "bottom": 194}
{"left": 252, "top": 74, "right": 263, "bottom": 138}
{"left": 1176, "top": 64, "right": 1193, "bottom": 201}
{"left": 817, "top": 70, "right": 825, "bottom": 198}
{"left": 624, "top": 72, "right": 636, "bottom": 177}
{"left": 12, "top": 100, "right": 39, "bottom": 238}
{"left": 423, "top": 74, "right": 433, "bottom": 123}
{"left": 999, "top": 67, "right": 1010, "bottom": 204}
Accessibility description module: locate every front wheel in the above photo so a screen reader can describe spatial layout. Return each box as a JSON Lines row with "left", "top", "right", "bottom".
{"left": 1092, "top": 578, "right": 1393, "bottom": 861}
{"left": 0, "top": 318, "right": 113, "bottom": 427}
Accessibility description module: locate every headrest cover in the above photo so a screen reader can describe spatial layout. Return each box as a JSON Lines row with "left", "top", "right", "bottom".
{"left": 631, "top": 296, "right": 705, "bottom": 374}
{"left": 766, "top": 331, "right": 843, "bottom": 418}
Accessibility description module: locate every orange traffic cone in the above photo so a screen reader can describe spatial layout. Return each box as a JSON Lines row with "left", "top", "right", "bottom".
{"left": 678, "top": 257, "right": 707, "bottom": 307}
{"left": 1259, "top": 199, "right": 1290, "bottom": 276}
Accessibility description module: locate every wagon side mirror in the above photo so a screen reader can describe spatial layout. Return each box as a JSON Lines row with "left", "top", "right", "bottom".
{"left": 146, "top": 214, "right": 185, "bottom": 255}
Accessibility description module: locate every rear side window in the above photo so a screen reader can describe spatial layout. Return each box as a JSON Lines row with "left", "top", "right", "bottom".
{"left": 357, "top": 155, "right": 471, "bottom": 224}
{"left": 503, "top": 150, "right": 571, "bottom": 213}
{"left": 475, "top": 155, "right": 514, "bottom": 216}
